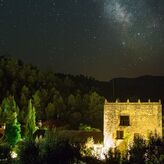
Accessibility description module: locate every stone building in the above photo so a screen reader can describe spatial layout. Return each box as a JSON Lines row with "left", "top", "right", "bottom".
{"left": 103, "top": 99, "right": 162, "bottom": 151}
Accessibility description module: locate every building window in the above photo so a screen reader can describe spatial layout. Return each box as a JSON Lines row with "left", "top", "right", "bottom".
{"left": 120, "top": 116, "right": 130, "bottom": 126}
{"left": 116, "top": 130, "right": 124, "bottom": 139}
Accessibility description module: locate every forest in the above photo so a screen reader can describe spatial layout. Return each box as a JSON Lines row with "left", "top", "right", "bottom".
{"left": 0, "top": 56, "right": 105, "bottom": 131}
{"left": 0, "top": 56, "right": 164, "bottom": 163}
{"left": 0, "top": 56, "right": 164, "bottom": 131}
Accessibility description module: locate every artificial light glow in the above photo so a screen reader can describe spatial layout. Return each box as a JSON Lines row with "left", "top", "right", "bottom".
{"left": 11, "top": 151, "right": 17, "bottom": 159}
{"left": 91, "top": 135, "right": 115, "bottom": 160}
{"left": 104, "top": 135, "right": 115, "bottom": 149}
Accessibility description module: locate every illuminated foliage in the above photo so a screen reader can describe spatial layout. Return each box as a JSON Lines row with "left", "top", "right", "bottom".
{"left": 81, "top": 137, "right": 94, "bottom": 157}
{"left": 0, "top": 96, "right": 21, "bottom": 147}
{"left": 5, "top": 112, "right": 21, "bottom": 147}
{"left": 32, "top": 90, "right": 41, "bottom": 120}
{"left": 24, "top": 99, "right": 37, "bottom": 140}
{"left": 0, "top": 96, "right": 19, "bottom": 123}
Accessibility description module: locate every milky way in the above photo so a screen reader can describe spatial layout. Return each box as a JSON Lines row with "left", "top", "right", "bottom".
{"left": 104, "top": 0, "right": 132, "bottom": 26}
{"left": 0, "top": 0, "right": 164, "bottom": 80}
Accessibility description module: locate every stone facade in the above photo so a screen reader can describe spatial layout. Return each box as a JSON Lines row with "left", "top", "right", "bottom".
{"left": 104, "top": 99, "right": 162, "bottom": 151}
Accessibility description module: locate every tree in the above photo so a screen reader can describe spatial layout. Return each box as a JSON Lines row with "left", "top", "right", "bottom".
{"left": 5, "top": 112, "right": 21, "bottom": 147}
{"left": 20, "top": 93, "right": 27, "bottom": 109}
{"left": 0, "top": 96, "right": 21, "bottom": 146}
{"left": 21, "top": 85, "right": 30, "bottom": 98}
{"left": 45, "top": 91, "right": 65, "bottom": 120}
{"left": 86, "top": 91, "right": 104, "bottom": 129}
{"left": 105, "top": 148, "right": 121, "bottom": 164}
{"left": 1, "top": 96, "right": 19, "bottom": 123}
{"left": 45, "top": 102, "right": 55, "bottom": 120}
{"left": 24, "top": 99, "right": 37, "bottom": 140}
{"left": 18, "top": 140, "right": 40, "bottom": 164}
{"left": 128, "top": 136, "right": 147, "bottom": 164}
{"left": 39, "top": 130, "right": 80, "bottom": 164}
{"left": 67, "top": 94, "right": 76, "bottom": 111}
{"left": 32, "top": 90, "right": 41, "bottom": 119}
{"left": 81, "top": 137, "right": 94, "bottom": 157}
{"left": 146, "top": 135, "right": 164, "bottom": 163}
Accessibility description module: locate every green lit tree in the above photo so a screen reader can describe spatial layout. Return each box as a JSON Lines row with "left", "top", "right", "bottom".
{"left": 32, "top": 90, "right": 41, "bottom": 119}
{"left": 5, "top": 112, "right": 21, "bottom": 147}
{"left": 25, "top": 99, "right": 37, "bottom": 140}
{"left": 0, "top": 96, "right": 19, "bottom": 123}
{"left": 0, "top": 96, "right": 21, "bottom": 146}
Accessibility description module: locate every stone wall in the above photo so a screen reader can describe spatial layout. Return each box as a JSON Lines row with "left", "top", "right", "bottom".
{"left": 104, "top": 99, "right": 162, "bottom": 150}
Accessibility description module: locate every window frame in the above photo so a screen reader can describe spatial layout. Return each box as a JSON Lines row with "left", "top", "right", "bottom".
{"left": 116, "top": 130, "right": 124, "bottom": 139}
{"left": 119, "top": 115, "right": 130, "bottom": 126}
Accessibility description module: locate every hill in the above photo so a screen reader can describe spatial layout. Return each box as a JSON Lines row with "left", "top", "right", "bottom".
{"left": 0, "top": 56, "right": 163, "bottom": 130}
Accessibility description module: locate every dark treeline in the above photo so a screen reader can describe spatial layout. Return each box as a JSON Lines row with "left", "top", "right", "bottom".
{"left": 0, "top": 56, "right": 164, "bottom": 130}
{"left": 0, "top": 56, "right": 104, "bottom": 130}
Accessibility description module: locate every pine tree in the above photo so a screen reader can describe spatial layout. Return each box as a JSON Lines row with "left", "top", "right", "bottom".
{"left": 5, "top": 112, "right": 21, "bottom": 147}
{"left": 1, "top": 96, "right": 21, "bottom": 147}
{"left": 25, "top": 99, "right": 37, "bottom": 140}
{"left": 1, "top": 96, "right": 19, "bottom": 123}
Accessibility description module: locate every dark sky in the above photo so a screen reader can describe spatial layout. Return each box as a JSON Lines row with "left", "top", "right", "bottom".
{"left": 0, "top": 0, "right": 164, "bottom": 80}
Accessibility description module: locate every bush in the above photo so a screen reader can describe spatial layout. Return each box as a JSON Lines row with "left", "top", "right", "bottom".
{"left": 18, "top": 140, "right": 40, "bottom": 164}
{"left": 128, "top": 136, "right": 147, "bottom": 164}
{"left": 105, "top": 148, "right": 121, "bottom": 164}
{"left": 0, "top": 143, "right": 11, "bottom": 161}
{"left": 146, "top": 135, "right": 164, "bottom": 163}
{"left": 39, "top": 130, "right": 81, "bottom": 164}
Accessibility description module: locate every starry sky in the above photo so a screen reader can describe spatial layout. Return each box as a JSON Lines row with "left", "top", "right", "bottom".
{"left": 0, "top": 0, "right": 164, "bottom": 80}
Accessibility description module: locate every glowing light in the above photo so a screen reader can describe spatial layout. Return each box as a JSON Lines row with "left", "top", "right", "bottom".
{"left": 93, "top": 144, "right": 103, "bottom": 159}
{"left": 104, "top": 135, "right": 115, "bottom": 149}
{"left": 11, "top": 151, "right": 17, "bottom": 159}
{"left": 81, "top": 136, "right": 115, "bottom": 160}
{"left": 89, "top": 135, "right": 116, "bottom": 160}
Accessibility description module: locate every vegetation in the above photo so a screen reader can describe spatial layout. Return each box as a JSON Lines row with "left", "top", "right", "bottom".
{"left": 24, "top": 99, "right": 37, "bottom": 140}
{"left": 102, "top": 136, "right": 164, "bottom": 164}
{"left": 0, "top": 56, "right": 105, "bottom": 130}
{"left": 0, "top": 56, "right": 163, "bottom": 131}
{"left": 18, "top": 130, "right": 81, "bottom": 164}
{"left": 0, "top": 143, "right": 11, "bottom": 161}
{"left": 0, "top": 56, "right": 164, "bottom": 163}
{"left": 13, "top": 134, "right": 164, "bottom": 163}
{"left": 5, "top": 115, "right": 21, "bottom": 147}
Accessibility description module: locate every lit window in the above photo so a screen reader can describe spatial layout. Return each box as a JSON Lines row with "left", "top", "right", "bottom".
{"left": 120, "top": 116, "right": 130, "bottom": 126}
{"left": 116, "top": 130, "right": 124, "bottom": 139}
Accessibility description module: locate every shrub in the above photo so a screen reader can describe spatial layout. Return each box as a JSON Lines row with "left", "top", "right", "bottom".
{"left": 18, "top": 140, "right": 40, "bottom": 164}
{"left": 128, "top": 137, "right": 147, "bottom": 164}
{"left": 105, "top": 148, "right": 121, "bottom": 164}
{"left": 0, "top": 143, "right": 11, "bottom": 161}
{"left": 39, "top": 130, "right": 81, "bottom": 164}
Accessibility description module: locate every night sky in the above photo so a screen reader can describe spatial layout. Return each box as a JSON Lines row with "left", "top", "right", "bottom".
{"left": 0, "top": 0, "right": 164, "bottom": 80}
